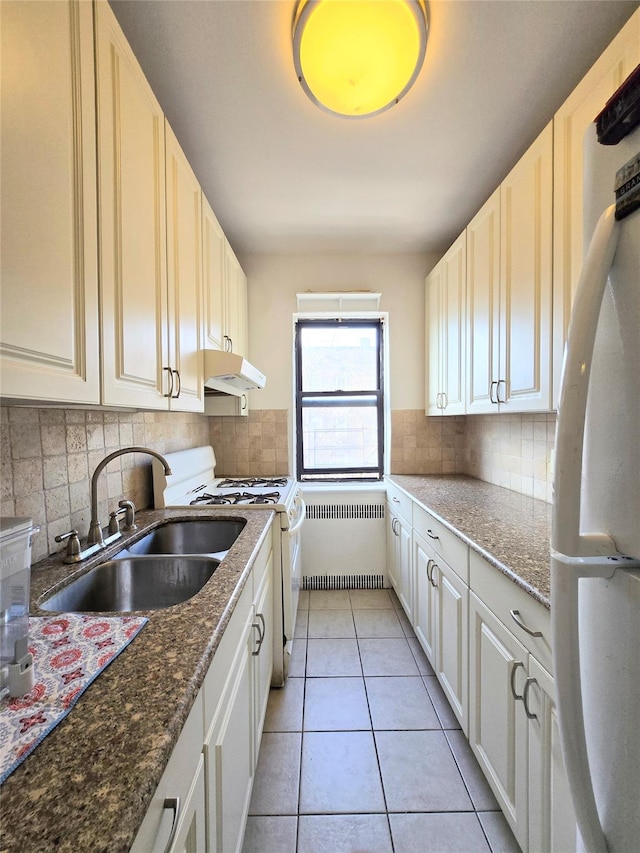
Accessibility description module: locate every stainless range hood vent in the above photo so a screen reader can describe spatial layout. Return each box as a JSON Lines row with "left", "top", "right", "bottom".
{"left": 203, "top": 350, "right": 266, "bottom": 395}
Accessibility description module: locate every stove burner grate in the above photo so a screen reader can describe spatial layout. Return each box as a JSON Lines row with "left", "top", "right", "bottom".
{"left": 189, "top": 491, "right": 281, "bottom": 506}
{"left": 217, "top": 477, "right": 288, "bottom": 489}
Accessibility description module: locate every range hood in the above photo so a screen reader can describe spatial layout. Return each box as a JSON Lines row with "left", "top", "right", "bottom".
{"left": 203, "top": 350, "right": 266, "bottom": 395}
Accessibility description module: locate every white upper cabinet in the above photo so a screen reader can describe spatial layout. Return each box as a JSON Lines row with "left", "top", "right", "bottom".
{"left": 96, "top": 0, "right": 169, "bottom": 409}
{"left": 202, "top": 197, "right": 226, "bottom": 353}
{"left": 466, "top": 188, "right": 501, "bottom": 414}
{"left": 0, "top": 0, "right": 100, "bottom": 403}
{"left": 552, "top": 9, "right": 640, "bottom": 408}
{"left": 165, "top": 121, "right": 205, "bottom": 412}
{"left": 224, "top": 243, "right": 249, "bottom": 358}
{"left": 465, "top": 124, "right": 553, "bottom": 414}
{"left": 500, "top": 122, "right": 553, "bottom": 413}
{"left": 425, "top": 231, "right": 466, "bottom": 415}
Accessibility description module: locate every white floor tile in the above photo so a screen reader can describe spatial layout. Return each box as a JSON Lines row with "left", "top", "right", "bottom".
{"left": 295, "top": 608, "right": 309, "bottom": 638}
{"left": 477, "top": 811, "right": 522, "bottom": 853}
{"left": 299, "top": 731, "right": 385, "bottom": 813}
{"left": 365, "top": 676, "right": 441, "bottom": 730}
{"left": 249, "top": 732, "right": 301, "bottom": 815}
{"left": 289, "top": 639, "right": 306, "bottom": 677}
{"left": 304, "top": 677, "right": 370, "bottom": 731}
{"left": 407, "top": 636, "right": 435, "bottom": 675}
{"left": 423, "top": 674, "right": 462, "bottom": 729}
{"left": 353, "top": 608, "right": 404, "bottom": 638}
{"left": 308, "top": 590, "right": 352, "bottom": 609}
{"left": 375, "top": 730, "right": 473, "bottom": 812}
{"left": 349, "top": 589, "right": 393, "bottom": 609}
{"left": 263, "top": 679, "right": 304, "bottom": 733}
{"left": 445, "top": 730, "right": 500, "bottom": 811}
{"left": 298, "top": 590, "right": 310, "bottom": 610}
{"left": 359, "top": 637, "right": 420, "bottom": 676}
{"left": 306, "top": 638, "right": 362, "bottom": 677}
{"left": 241, "top": 815, "right": 297, "bottom": 853}
{"left": 298, "top": 814, "right": 393, "bottom": 853}
{"left": 307, "top": 609, "right": 356, "bottom": 638}
{"left": 389, "top": 813, "right": 491, "bottom": 853}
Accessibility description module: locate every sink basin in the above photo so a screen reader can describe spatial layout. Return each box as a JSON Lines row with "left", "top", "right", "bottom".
{"left": 121, "top": 519, "right": 246, "bottom": 559}
{"left": 39, "top": 556, "right": 219, "bottom": 613}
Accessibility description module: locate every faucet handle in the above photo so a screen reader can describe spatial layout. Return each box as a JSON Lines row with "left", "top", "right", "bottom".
{"left": 118, "top": 499, "right": 137, "bottom": 531}
{"left": 108, "top": 508, "right": 126, "bottom": 536}
{"left": 55, "top": 530, "right": 81, "bottom": 559}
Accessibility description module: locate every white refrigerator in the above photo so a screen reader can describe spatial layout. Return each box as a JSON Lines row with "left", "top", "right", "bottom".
{"left": 551, "top": 72, "right": 640, "bottom": 853}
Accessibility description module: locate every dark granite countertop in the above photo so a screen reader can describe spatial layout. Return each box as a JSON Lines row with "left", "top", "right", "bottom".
{"left": 0, "top": 508, "right": 275, "bottom": 853}
{"left": 388, "top": 475, "right": 552, "bottom": 607}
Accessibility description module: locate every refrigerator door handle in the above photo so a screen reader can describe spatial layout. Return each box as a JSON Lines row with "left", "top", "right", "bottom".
{"left": 552, "top": 204, "right": 619, "bottom": 558}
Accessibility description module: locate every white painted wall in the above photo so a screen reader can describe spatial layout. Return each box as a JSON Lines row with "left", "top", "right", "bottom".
{"left": 239, "top": 251, "right": 439, "bottom": 412}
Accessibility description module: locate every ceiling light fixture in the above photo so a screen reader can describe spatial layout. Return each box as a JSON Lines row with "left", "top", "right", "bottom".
{"left": 292, "top": 0, "right": 428, "bottom": 119}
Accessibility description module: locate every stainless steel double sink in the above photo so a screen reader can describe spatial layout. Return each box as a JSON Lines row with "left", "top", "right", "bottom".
{"left": 39, "top": 519, "right": 246, "bottom": 613}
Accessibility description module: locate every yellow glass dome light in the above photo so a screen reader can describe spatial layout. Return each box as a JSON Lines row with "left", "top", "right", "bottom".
{"left": 292, "top": 0, "right": 428, "bottom": 118}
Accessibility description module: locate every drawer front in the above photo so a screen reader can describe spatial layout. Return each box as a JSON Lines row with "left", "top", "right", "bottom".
{"left": 386, "top": 481, "right": 412, "bottom": 522}
{"left": 413, "top": 502, "right": 469, "bottom": 584}
{"left": 469, "top": 549, "right": 552, "bottom": 672}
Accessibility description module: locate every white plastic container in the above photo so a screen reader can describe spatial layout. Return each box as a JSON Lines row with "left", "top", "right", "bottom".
{"left": 0, "top": 517, "right": 38, "bottom": 697}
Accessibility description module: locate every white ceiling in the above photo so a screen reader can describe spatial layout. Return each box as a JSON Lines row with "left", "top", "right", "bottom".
{"left": 109, "top": 0, "right": 638, "bottom": 256}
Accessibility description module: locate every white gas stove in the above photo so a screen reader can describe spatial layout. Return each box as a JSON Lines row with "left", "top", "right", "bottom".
{"left": 152, "top": 446, "right": 305, "bottom": 684}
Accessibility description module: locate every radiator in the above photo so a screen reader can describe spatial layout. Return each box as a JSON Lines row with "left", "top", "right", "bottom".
{"left": 300, "top": 486, "right": 387, "bottom": 589}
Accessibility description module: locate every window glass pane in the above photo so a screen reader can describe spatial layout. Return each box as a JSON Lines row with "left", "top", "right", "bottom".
{"left": 301, "top": 405, "right": 379, "bottom": 469}
{"left": 300, "top": 325, "right": 378, "bottom": 392}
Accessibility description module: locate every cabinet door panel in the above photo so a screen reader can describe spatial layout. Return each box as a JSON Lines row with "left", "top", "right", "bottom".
{"left": 469, "top": 593, "right": 528, "bottom": 846}
{"left": 165, "top": 122, "right": 204, "bottom": 412}
{"left": 0, "top": 0, "right": 99, "bottom": 403}
{"left": 414, "top": 533, "right": 437, "bottom": 664}
{"left": 500, "top": 123, "right": 553, "bottom": 412}
{"left": 466, "top": 189, "right": 501, "bottom": 414}
{"left": 96, "top": 1, "right": 168, "bottom": 408}
{"left": 425, "top": 262, "right": 443, "bottom": 415}
{"left": 171, "top": 755, "right": 206, "bottom": 853}
{"left": 397, "top": 517, "right": 413, "bottom": 621}
{"left": 442, "top": 235, "right": 466, "bottom": 414}
{"left": 203, "top": 198, "right": 226, "bottom": 352}
{"left": 253, "top": 558, "right": 273, "bottom": 755}
{"left": 435, "top": 562, "right": 468, "bottom": 733}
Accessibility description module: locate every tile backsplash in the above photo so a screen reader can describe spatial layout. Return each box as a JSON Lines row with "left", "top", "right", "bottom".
{"left": 1, "top": 406, "right": 209, "bottom": 562}
{"left": 1, "top": 403, "right": 556, "bottom": 563}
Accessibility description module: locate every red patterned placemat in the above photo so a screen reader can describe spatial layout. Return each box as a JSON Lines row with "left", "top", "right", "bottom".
{"left": 0, "top": 614, "right": 147, "bottom": 784}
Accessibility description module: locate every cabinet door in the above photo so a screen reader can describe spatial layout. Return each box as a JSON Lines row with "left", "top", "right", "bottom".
{"left": 386, "top": 506, "right": 399, "bottom": 591}
{"left": 252, "top": 556, "right": 274, "bottom": 754}
{"left": 96, "top": 0, "right": 169, "bottom": 408}
{"left": 202, "top": 197, "right": 226, "bottom": 352}
{"left": 500, "top": 122, "right": 553, "bottom": 413}
{"left": 0, "top": 0, "right": 100, "bottom": 403}
{"left": 441, "top": 232, "right": 466, "bottom": 415}
{"left": 466, "top": 189, "right": 501, "bottom": 414}
{"left": 224, "top": 243, "right": 248, "bottom": 357}
{"left": 433, "top": 559, "right": 468, "bottom": 734}
{"left": 396, "top": 514, "right": 413, "bottom": 621}
{"left": 170, "top": 755, "right": 206, "bottom": 853}
{"left": 469, "top": 592, "right": 529, "bottom": 848}
{"left": 527, "top": 657, "right": 577, "bottom": 853}
{"left": 205, "top": 616, "right": 254, "bottom": 853}
{"left": 414, "top": 532, "right": 437, "bottom": 664}
{"left": 165, "top": 121, "right": 204, "bottom": 412}
{"left": 552, "top": 9, "right": 640, "bottom": 408}
{"left": 425, "top": 261, "right": 443, "bottom": 415}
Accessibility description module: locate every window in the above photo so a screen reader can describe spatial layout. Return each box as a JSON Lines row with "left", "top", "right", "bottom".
{"left": 295, "top": 318, "right": 384, "bottom": 480}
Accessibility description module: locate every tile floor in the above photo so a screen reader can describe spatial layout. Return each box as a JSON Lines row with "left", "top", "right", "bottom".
{"left": 242, "top": 588, "right": 522, "bottom": 853}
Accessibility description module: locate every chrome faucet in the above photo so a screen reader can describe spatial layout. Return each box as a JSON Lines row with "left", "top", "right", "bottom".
{"left": 87, "top": 447, "right": 172, "bottom": 547}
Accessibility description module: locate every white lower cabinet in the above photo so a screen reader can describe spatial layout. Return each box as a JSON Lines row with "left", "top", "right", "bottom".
{"left": 131, "top": 693, "right": 206, "bottom": 853}
{"left": 414, "top": 530, "right": 468, "bottom": 733}
{"left": 386, "top": 483, "right": 413, "bottom": 620}
{"left": 132, "top": 532, "right": 273, "bottom": 853}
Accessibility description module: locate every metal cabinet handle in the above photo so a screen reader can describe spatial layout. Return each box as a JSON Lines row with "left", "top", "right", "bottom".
{"left": 392, "top": 496, "right": 400, "bottom": 503}
{"left": 489, "top": 380, "right": 498, "bottom": 404}
{"left": 510, "top": 660, "right": 525, "bottom": 701}
{"left": 172, "top": 369, "right": 181, "bottom": 398}
{"left": 252, "top": 617, "right": 265, "bottom": 655}
{"left": 426, "top": 558, "right": 434, "bottom": 584}
{"left": 509, "top": 609, "right": 543, "bottom": 638}
{"left": 161, "top": 797, "right": 181, "bottom": 853}
{"left": 523, "top": 677, "right": 538, "bottom": 720}
{"left": 497, "top": 379, "right": 507, "bottom": 404}
{"left": 430, "top": 562, "right": 439, "bottom": 588}
{"left": 163, "top": 366, "right": 174, "bottom": 398}
{"left": 441, "top": 391, "right": 448, "bottom": 410}
{"left": 426, "top": 528, "right": 439, "bottom": 540}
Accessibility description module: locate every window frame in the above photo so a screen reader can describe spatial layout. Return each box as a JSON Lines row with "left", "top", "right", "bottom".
{"left": 294, "top": 317, "right": 385, "bottom": 481}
